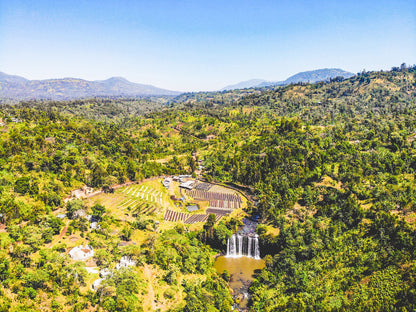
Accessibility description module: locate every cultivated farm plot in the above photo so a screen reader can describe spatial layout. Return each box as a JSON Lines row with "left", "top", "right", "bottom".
{"left": 131, "top": 203, "right": 157, "bottom": 217}
{"left": 164, "top": 210, "right": 188, "bottom": 222}
{"left": 184, "top": 214, "right": 209, "bottom": 224}
{"left": 208, "top": 199, "right": 240, "bottom": 209}
{"left": 120, "top": 185, "right": 164, "bottom": 205}
{"left": 186, "top": 189, "right": 241, "bottom": 202}
{"left": 83, "top": 193, "right": 131, "bottom": 220}
{"left": 88, "top": 193, "right": 125, "bottom": 208}
{"left": 206, "top": 208, "right": 233, "bottom": 216}
{"left": 209, "top": 185, "right": 236, "bottom": 194}
{"left": 184, "top": 214, "right": 222, "bottom": 224}
{"left": 164, "top": 209, "right": 223, "bottom": 224}
{"left": 183, "top": 184, "right": 244, "bottom": 223}
{"left": 113, "top": 181, "right": 173, "bottom": 218}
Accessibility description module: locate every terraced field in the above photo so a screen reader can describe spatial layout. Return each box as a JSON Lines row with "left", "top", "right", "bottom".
{"left": 186, "top": 189, "right": 241, "bottom": 202}
{"left": 111, "top": 184, "right": 165, "bottom": 217}
{"left": 120, "top": 184, "right": 164, "bottom": 205}
{"left": 85, "top": 179, "right": 244, "bottom": 225}
{"left": 185, "top": 187, "right": 242, "bottom": 213}
{"left": 164, "top": 209, "right": 223, "bottom": 224}
{"left": 208, "top": 199, "right": 241, "bottom": 209}
{"left": 164, "top": 210, "right": 188, "bottom": 222}
{"left": 184, "top": 214, "right": 222, "bottom": 224}
{"left": 84, "top": 179, "right": 176, "bottom": 221}
{"left": 164, "top": 184, "right": 245, "bottom": 224}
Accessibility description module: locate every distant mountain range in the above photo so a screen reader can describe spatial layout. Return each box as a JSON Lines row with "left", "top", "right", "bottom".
{"left": 0, "top": 72, "right": 180, "bottom": 101}
{"left": 221, "top": 68, "right": 355, "bottom": 91}
{"left": 0, "top": 68, "right": 356, "bottom": 101}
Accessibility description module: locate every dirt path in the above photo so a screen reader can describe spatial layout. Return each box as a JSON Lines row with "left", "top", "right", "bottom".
{"left": 143, "top": 265, "right": 156, "bottom": 311}
{"left": 59, "top": 221, "right": 69, "bottom": 240}
{"left": 46, "top": 220, "right": 69, "bottom": 248}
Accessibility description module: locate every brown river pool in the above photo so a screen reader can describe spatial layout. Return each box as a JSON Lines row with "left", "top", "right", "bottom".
{"left": 214, "top": 256, "right": 265, "bottom": 310}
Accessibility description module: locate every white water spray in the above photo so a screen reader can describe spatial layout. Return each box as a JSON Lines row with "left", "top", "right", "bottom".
{"left": 226, "top": 234, "right": 261, "bottom": 259}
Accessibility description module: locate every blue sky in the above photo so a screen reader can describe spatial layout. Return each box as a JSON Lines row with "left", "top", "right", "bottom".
{"left": 1, "top": 0, "right": 415, "bottom": 91}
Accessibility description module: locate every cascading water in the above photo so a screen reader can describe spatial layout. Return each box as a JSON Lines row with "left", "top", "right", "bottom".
{"left": 247, "top": 236, "right": 252, "bottom": 257}
{"left": 226, "top": 234, "right": 261, "bottom": 259}
{"left": 231, "top": 234, "right": 237, "bottom": 256}
{"left": 254, "top": 234, "right": 260, "bottom": 260}
{"left": 238, "top": 235, "right": 243, "bottom": 256}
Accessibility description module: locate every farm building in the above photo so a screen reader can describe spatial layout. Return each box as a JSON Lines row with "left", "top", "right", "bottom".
{"left": 178, "top": 175, "right": 192, "bottom": 179}
{"left": 179, "top": 180, "right": 195, "bottom": 190}
{"left": 69, "top": 245, "right": 94, "bottom": 261}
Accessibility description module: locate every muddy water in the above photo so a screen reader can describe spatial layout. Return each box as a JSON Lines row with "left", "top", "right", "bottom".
{"left": 214, "top": 256, "right": 265, "bottom": 310}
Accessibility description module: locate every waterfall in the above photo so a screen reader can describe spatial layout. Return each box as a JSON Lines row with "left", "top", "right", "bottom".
{"left": 254, "top": 235, "right": 260, "bottom": 260}
{"left": 248, "top": 236, "right": 252, "bottom": 258}
{"left": 238, "top": 235, "right": 243, "bottom": 256}
{"left": 226, "top": 234, "right": 238, "bottom": 257}
{"left": 226, "top": 234, "right": 261, "bottom": 259}
{"left": 231, "top": 234, "right": 237, "bottom": 256}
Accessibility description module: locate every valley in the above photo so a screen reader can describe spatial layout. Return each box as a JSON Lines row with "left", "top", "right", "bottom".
{"left": 0, "top": 66, "right": 415, "bottom": 311}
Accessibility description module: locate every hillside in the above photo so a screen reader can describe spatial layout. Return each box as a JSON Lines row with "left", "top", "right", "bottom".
{"left": 10, "top": 97, "right": 170, "bottom": 121}
{"left": 0, "top": 66, "right": 416, "bottom": 311}
{"left": 0, "top": 72, "right": 180, "bottom": 101}
{"left": 221, "top": 68, "right": 354, "bottom": 90}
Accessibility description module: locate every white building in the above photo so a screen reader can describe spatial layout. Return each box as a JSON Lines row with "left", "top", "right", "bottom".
{"left": 179, "top": 180, "right": 195, "bottom": 190}
{"left": 69, "top": 245, "right": 94, "bottom": 261}
{"left": 116, "top": 256, "right": 136, "bottom": 270}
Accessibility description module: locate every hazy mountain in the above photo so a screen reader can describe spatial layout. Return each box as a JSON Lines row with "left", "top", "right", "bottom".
{"left": 0, "top": 72, "right": 29, "bottom": 84}
{"left": 220, "top": 79, "right": 268, "bottom": 91}
{"left": 221, "top": 68, "right": 355, "bottom": 90}
{"left": 0, "top": 72, "right": 180, "bottom": 100}
{"left": 258, "top": 68, "right": 355, "bottom": 87}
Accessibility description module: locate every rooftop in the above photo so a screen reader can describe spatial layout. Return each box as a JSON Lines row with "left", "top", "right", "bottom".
{"left": 186, "top": 205, "right": 199, "bottom": 212}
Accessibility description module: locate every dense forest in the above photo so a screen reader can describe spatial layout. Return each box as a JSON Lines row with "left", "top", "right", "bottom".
{"left": 0, "top": 65, "right": 416, "bottom": 311}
